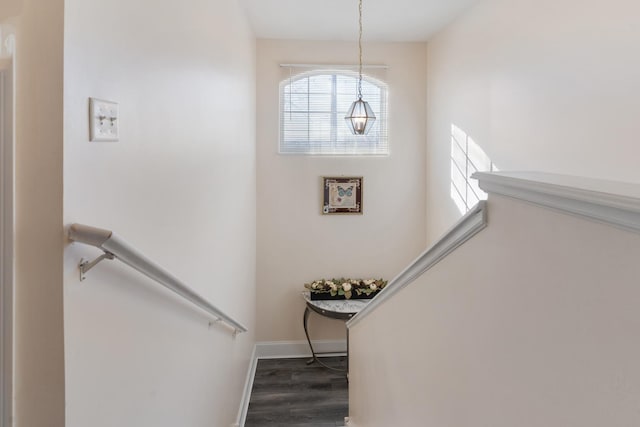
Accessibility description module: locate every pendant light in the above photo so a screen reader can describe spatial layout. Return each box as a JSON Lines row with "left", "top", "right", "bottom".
{"left": 345, "top": 0, "right": 376, "bottom": 135}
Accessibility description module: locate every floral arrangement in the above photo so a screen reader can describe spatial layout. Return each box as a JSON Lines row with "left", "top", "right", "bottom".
{"left": 304, "top": 278, "right": 387, "bottom": 300}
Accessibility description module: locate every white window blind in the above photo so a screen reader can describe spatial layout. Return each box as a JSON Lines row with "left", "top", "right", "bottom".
{"left": 279, "top": 65, "right": 388, "bottom": 155}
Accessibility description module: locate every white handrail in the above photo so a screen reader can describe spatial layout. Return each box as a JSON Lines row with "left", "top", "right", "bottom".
{"left": 68, "top": 223, "right": 247, "bottom": 334}
{"left": 473, "top": 171, "right": 640, "bottom": 234}
{"left": 346, "top": 201, "right": 488, "bottom": 329}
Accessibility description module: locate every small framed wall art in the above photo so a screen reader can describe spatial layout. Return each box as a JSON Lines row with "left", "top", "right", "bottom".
{"left": 322, "top": 176, "right": 363, "bottom": 215}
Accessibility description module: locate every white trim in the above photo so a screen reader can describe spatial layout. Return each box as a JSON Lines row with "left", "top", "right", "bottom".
{"left": 0, "top": 43, "right": 14, "bottom": 427}
{"left": 347, "top": 201, "right": 488, "bottom": 329}
{"left": 233, "top": 340, "right": 347, "bottom": 427}
{"left": 473, "top": 172, "right": 640, "bottom": 234}
{"left": 233, "top": 346, "right": 258, "bottom": 427}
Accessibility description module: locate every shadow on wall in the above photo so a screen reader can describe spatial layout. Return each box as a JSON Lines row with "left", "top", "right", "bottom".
{"left": 450, "top": 124, "right": 497, "bottom": 214}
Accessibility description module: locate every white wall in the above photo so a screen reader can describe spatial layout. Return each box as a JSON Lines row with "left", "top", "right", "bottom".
{"left": 256, "top": 40, "right": 427, "bottom": 341}
{"left": 0, "top": 1, "right": 21, "bottom": 22}
{"left": 349, "top": 193, "right": 640, "bottom": 426}
{"left": 63, "top": 1, "right": 256, "bottom": 426}
{"left": 426, "top": 0, "right": 640, "bottom": 241}
{"left": 7, "top": 0, "right": 66, "bottom": 426}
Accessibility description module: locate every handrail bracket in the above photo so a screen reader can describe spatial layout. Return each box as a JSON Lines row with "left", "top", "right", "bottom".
{"left": 80, "top": 252, "right": 115, "bottom": 281}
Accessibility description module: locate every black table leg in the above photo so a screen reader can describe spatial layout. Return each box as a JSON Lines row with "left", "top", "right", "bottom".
{"left": 303, "top": 307, "right": 316, "bottom": 365}
{"left": 346, "top": 327, "right": 349, "bottom": 381}
{"left": 303, "top": 306, "right": 347, "bottom": 372}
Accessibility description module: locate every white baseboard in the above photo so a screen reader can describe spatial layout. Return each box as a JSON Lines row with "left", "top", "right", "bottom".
{"left": 233, "top": 339, "right": 347, "bottom": 427}
{"left": 233, "top": 345, "right": 258, "bottom": 427}
{"left": 255, "top": 339, "right": 347, "bottom": 359}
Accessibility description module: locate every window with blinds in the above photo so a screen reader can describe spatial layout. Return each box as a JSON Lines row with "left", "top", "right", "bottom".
{"left": 279, "top": 68, "right": 388, "bottom": 155}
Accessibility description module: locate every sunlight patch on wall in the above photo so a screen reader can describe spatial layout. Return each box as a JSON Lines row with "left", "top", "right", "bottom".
{"left": 0, "top": 24, "right": 16, "bottom": 59}
{"left": 450, "top": 124, "right": 497, "bottom": 214}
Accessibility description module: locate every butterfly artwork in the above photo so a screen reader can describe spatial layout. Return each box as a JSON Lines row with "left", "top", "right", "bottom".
{"left": 323, "top": 177, "right": 362, "bottom": 214}
{"left": 337, "top": 185, "right": 354, "bottom": 197}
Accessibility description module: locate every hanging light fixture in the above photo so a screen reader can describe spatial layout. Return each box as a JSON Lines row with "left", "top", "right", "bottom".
{"left": 345, "top": 0, "right": 376, "bottom": 135}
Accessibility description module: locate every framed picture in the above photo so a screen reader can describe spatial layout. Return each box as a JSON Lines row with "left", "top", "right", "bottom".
{"left": 322, "top": 176, "right": 363, "bottom": 215}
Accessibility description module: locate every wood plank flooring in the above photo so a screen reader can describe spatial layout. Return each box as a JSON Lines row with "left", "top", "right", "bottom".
{"left": 244, "top": 357, "right": 348, "bottom": 427}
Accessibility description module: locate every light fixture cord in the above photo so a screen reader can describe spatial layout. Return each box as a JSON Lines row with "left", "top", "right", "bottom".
{"left": 358, "top": 0, "right": 363, "bottom": 99}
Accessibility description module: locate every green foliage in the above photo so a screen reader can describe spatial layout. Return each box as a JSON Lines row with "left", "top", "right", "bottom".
{"left": 304, "top": 278, "right": 388, "bottom": 299}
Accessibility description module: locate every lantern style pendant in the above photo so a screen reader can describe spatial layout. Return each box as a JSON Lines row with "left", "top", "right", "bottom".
{"left": 345, "top": 0, "right": 376, "bottom": 135}
{"left": 345, "top": 96, "right": 376, "bottom": 135}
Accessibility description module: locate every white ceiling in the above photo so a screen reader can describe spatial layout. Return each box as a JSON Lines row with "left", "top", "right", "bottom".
{"left": 239, "top": 0, "right": 479, "bottom": 42}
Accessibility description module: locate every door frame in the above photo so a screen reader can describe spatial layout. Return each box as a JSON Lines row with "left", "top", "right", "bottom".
{"left": 0, "top": 29, "right": 15, "bottom": 427}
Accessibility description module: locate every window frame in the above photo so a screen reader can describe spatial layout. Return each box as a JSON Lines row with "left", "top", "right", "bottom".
{"left": 278, "top": 69, "right": 389, "bottom": 156}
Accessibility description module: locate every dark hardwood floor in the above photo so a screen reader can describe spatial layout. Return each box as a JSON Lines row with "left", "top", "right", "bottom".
{"left": 244, "top": 357, "right": 348, "bottom": 427}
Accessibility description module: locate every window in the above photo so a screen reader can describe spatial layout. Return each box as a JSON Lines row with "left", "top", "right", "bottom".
{"left": 279, "top": 69, "right": 388, "bottom": 155}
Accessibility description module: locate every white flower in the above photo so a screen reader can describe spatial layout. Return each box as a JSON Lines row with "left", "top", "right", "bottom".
{"left": 364, "top": 279, "right": 375, "bottom": 285}
{"left": 311, "top": 282, "right": 318, "bottom": 289}
{"left": 330, "top": 283, "right": 338, "bottom": 291}
{"left": 369, "top": 283, "right": 377, "bottom": 291}
{"left": 350, "top": 279, "right": 359, "bottom": 285}
{"left": 342, "top": 283, "right": 352, "bottom": 292}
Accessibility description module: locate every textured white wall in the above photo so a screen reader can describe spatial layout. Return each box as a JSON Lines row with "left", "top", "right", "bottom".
{"left": 256, "top": 40, "right": 427, "bottom": 341}
{"left": 9, "top": 0, "right": 66, "bottom": 426}
{"left": 63, "top": 1, "right": 256, "bottom": 426}
{"left": 349, "top": 193, "right": 640, "bottom": 426}
{"left": 426, "top": 0, "right": 640, "bottom": 241}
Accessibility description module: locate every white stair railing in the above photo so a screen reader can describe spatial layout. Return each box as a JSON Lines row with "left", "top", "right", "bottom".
{"left": 347, "top": 201, "right": 488, "bottom": 329}
{"left": 68, "top": 223, "right": 247, "bottom": 335}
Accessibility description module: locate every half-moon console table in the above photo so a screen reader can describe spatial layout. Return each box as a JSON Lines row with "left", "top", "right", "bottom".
{"left": 302, "top": 291, "right": 371, "bottom": 375}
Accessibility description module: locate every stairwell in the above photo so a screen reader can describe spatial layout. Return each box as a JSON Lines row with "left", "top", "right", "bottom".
{"left": 347, "top": 172, "right": 640, "bottom": 427}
